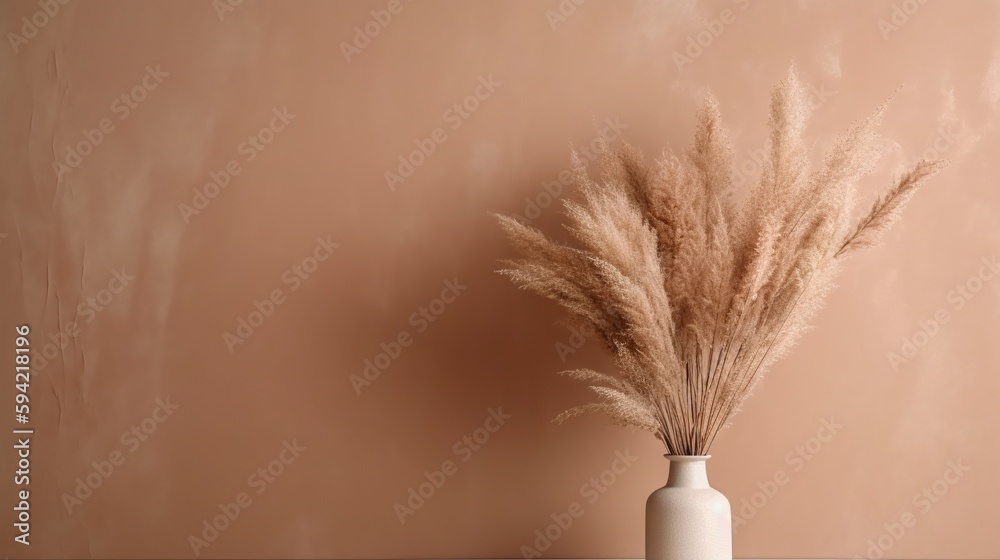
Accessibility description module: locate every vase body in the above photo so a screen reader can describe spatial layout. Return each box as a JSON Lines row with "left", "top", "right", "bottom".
{"left": 645, "top": 455, "right": 732, "bottom": 560}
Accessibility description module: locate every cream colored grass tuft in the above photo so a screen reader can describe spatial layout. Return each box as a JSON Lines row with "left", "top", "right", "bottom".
{"left": 496, "top": 66, "right": 947, "bottom": 455}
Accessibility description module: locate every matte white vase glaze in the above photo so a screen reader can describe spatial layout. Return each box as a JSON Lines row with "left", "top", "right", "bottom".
{"left": 645, "top": 455, "right": 732, "bottom": 560}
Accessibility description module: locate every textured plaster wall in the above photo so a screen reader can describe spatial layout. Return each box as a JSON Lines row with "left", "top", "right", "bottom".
{"left": 1, "top": 0, "right": 998, "bottom": 558}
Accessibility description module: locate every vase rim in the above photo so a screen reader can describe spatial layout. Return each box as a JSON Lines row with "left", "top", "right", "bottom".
{"left": 663, "top": 454, "right": 711, "bottom": 461}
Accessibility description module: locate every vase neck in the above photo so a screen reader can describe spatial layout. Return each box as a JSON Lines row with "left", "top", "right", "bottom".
{"left": 665, "top": 456, "right": 710, "bottom": 488}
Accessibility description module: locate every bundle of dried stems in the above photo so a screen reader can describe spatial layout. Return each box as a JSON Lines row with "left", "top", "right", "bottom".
{"left": 496, "top": 66, "right": 947, "bottom": 455}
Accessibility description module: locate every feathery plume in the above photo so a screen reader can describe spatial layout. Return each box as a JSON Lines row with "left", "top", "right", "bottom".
{"left": 496, "top": 65, "right": 947, "bottom": 454}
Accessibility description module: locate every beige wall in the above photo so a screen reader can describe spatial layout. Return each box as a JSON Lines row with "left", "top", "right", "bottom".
{"left": 2, "top": 0, "right": 999, "bottom": 558}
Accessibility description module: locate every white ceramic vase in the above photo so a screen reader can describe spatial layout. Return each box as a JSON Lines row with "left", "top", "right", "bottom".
{"left": 645, "top": 455, "right": 732, "bottom": 560}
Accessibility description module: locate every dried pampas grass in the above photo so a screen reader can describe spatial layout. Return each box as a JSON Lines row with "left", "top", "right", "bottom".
{"left": 496, "top": 66, "right": 947, "bottom": 455}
